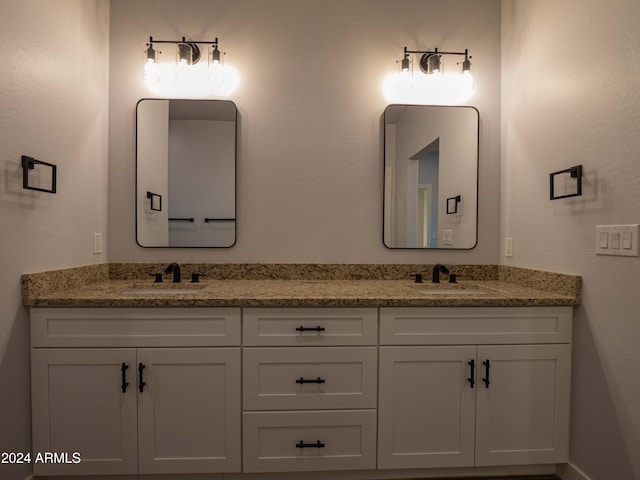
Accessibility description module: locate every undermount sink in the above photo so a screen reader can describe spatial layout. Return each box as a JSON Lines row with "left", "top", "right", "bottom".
{"left": 418, "top": 289, "right": 489, "bottom": 295}
{"left": 121, "top": 288, "right": 202, "bottom": 295}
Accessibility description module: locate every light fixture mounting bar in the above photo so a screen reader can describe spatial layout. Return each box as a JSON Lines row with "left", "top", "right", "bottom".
{"left": 147, "top": 36, "right": 219, "bottom": 47}
{"left": 403, "top": 47, "right": 469, "bottom": 57}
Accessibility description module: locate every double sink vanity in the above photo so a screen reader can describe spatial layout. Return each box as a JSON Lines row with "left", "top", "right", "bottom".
{"left": 22, "top": 263, "right": 580, "bottom": 478}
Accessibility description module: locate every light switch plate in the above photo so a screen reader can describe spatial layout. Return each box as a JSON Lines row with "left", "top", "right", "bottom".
{"left": 595, "top": 224, "right": 639, "bottom": 256}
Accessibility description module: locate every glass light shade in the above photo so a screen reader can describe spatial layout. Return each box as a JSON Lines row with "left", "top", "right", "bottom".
{"left": 210, "top": 45, "right": 221, "bottom": 65}
{"left": 401, "top": 55, "right": 410, "bottom": 72}
{"left": 429, "top": 54, "right": 441, "bottom": 74}
{"left": 142, "top": 45, "right": 159, "bottom": 83}
{"left": 178, "top": 43, "right": 192, "bottom": 64}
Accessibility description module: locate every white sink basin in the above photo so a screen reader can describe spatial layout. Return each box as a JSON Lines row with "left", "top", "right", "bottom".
{"left": 121, "top": 288, "right": 202, "bottom": 295}
{"left": 418, "top": 289, "right": 489, "bottom": 295}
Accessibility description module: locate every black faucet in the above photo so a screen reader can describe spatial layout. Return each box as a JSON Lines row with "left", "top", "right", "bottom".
{"left": 164, "top": 263, "right": 182, "bottom": 283}
{"left": 432, "top": 264, "right": 450, "bottom": 283}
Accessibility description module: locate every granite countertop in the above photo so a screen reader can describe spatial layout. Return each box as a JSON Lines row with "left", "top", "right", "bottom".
{"left": 22, "top": 264, "right": 581, "bottom": 308}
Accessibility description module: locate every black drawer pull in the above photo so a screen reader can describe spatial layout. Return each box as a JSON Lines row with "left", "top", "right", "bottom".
{"left": 296, "top": 440, "right": 325, "bottom": 449}
{"left": 467, "top": 359, "right": 475, "bottom": 388}
{"left": 121, "top": 363, "right": 129, "bottom": 393}
{"left": 295, "top": 325, "right": 326, "bottom": 333}
{"left": 296, "top": 377, "right": 326, "bottom": 384}
{"left": 482, "top": 359, "right": 491, "bottom": 388}
{"left": 138, "top": 363, "right": 146, "bottom": 392}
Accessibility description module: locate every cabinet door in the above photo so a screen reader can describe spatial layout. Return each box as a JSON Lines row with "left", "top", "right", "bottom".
{"left": 137, "top": 348, "right": 241, "bottom": 474}
{"left": 378, "top": 346, "right": 477, "bottom": 469}
{"left": 31, "top": 348, "right": 138, "bottom": 476}
{"left": 475, "top": 344, "right": 571, "bottom": 466}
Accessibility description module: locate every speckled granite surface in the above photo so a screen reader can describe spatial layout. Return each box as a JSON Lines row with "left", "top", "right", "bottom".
{"left": 22, "top": 263, "right": 581, "bottom": 308}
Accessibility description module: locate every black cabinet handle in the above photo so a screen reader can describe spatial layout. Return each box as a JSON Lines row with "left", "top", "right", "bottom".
{"left": 468, "top": 359, "right": 475, "bottom": 388}
{"left": 138, "top": 363, "right": 146, "bottom": 392}
{"left": 121, "top": 363, "right": 129, "bottom": 393}
{"left": 296, "top": 377, "right": 326, "bottom": 384}
{"left": 296, "top": 440, "right": 325, "bottom": 449}
{"left": 295, "top": 325, "right": 326, "bottom": 333}
{"left": 482, "top": 359, "right": 491, "bottom": 388}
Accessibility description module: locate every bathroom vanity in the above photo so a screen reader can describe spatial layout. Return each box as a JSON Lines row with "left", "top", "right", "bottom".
{"left": 23, "top": 263, "right": 580, "bottom": 478}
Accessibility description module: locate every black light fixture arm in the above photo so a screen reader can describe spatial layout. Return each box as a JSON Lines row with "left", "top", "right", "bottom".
{"left": 147, "top": 36, "right": 219, "bottom": 47}
{"left": 403, "top": 46, "right": 469, "bottom": 57}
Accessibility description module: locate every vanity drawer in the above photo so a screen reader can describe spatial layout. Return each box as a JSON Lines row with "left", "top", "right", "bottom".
{"left": 243, "top": 308, "right": 378, "bottom": 346}
{"left": 380, "top": 306, "right": 573, "bottom": 345}
{"left": 243, "top": 347, "right": 377, "bottom": 410}
{"left": 30, "top": 307, "right": 241, "bottom": 347}
{"left": 242, "top": 410, "right": 377, "bottom": 473}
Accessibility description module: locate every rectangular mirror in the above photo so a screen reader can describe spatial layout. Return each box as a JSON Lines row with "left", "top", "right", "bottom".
{"left": 136, "top": 99, "right": 237, "bottom": 247}
{"left": 383, "top": 104, "right": 478, "bottom": 249}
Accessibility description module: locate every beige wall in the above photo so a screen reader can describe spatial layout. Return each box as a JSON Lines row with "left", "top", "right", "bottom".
{"left": 0, "top": 1, "right": 110, "bottom": 479}
{"left": 501, "top": 1, "right": 640, "bottom": 479}
{"left": 108, "top": 0, "right": 502, "bottom": 263}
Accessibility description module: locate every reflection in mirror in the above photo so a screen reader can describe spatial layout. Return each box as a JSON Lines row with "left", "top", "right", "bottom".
{"left": 136, "top": 99, "right": 237, "bottom": 247}
{"left": 383, "top": 105, "right": 478, "bottom": 249}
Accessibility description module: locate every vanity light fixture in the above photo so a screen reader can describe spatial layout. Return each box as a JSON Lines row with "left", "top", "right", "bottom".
{"left": 144, "top": 36, "right": 219, "bottom": 66}
{"left": 142, "top": 37, "right": 237, "bottom": 95}
{"left": 400, "top": 46, "right": 472, "bottom": 76}
{"left": 384, "top": 45, "right": 474, "bottom": 104}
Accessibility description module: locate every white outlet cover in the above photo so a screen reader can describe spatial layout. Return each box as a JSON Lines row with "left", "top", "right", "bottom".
{"left": 505, "top": 237, "right": 514, "bottom": 257}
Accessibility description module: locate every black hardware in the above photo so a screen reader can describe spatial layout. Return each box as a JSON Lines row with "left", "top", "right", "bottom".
{"left": 446, "top": 195, "right": 461, "bottom": 214}
{"left": 191, "top": 273, "right": 207, "bottom": 283}
{"left": 295, "top": 326, "right": 326, "bottom": 333}
{"left": 169, "top": 217, "right": 195, "bottom": 222}
{"left": 432, "top": 264, "right": 450, "bottom": 283}
{"left": 482, "top": 359, "right": 491, "bottom": 388}
{"left": 449, "top": 274, "right": 458, "bottom": 284}
{"left": 146, "top": 191, "right": 162, "bottom": 211}
{"left": 121, "top": 363, "right": 130, "bottom": 393}
{"left": 204, "top": 218, "right": 236, "bottom": 223}
{"left": 296, "top": 440, "right": 325, "bottom": 449}
{"left": 138, "top": 363, "right": 146, "bottom": 392}
{"left": 164, "top": 263, "right": 182, "bottom": 283}
{"left": 550, "top": 165, "right": 583, "bottom": 200}
{"left": 22, "top": 155, "right": 57, "bottom": 194}
{"left": 296, "top": 377, "right": 326, "bottom": 384}
{"left": 149, "top": 273, "right": 163, "bottom": 283}
{"left": 410, "top": 273, "right": 423, "bottom": 284}
{"left": 468, "top": 359, "right": 475, "bottom": 388}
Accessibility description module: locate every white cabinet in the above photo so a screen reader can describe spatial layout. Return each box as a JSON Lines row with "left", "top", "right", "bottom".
{"left": 378, "top": 306, "right": 572, "bottom": 470}
{"left": 30, "top": 303, "right": 573, "bottom": 477}
{"left": 241, "top": 308, "right": 378, "bottom": 473}
{"left": 30, "top": 308, "right": 241, "bottom": 476}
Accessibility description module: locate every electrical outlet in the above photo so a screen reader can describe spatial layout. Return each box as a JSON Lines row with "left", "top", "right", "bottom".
{"left": 93, "top": 233, "right": 103, "bottom": 254}
{"left": 442, "top": 230, "right": 453, "bottom": 246}
{"left": 505, "top": 237, "right": 514, "bottom": 257}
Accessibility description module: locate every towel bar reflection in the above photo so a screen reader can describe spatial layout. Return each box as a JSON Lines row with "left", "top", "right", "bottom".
{"left": 146, "top": 191, "right": 162, "bottom": 211}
